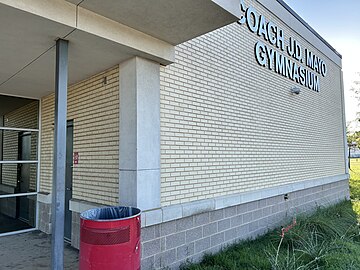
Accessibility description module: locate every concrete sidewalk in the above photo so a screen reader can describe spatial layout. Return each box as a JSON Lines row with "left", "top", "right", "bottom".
{"left": 0, "top": 231, "right": 79, "bottom": 269}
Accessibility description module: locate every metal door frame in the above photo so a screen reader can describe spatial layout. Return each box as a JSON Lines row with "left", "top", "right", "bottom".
{"left": 0, "top": 98, "right": 41, "bottom": 237}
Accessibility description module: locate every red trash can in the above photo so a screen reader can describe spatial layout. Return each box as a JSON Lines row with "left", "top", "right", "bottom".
{"left": 79, "top": 206, "right": 141, "bottom": 270}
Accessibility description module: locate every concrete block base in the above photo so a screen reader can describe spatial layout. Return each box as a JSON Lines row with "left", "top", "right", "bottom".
{"left": 140, "top": 179, "right": 349, "bottom": 269}
{"left": 38, "top": 201, "right": 51, "bottom": 234}
{"left": 71, "top": 212, "right": 80, "bottom": 249}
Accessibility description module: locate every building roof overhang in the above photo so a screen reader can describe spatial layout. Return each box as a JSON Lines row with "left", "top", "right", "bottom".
{"left": 66, "top": 0, "right": 242, "bottom": 45}
{"left": 0, "top": 0, "right": 240, "bottom": 99}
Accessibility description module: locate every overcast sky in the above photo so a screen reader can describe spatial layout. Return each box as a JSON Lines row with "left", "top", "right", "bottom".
{"left": 283, "top": 0, "right": 360, "bottom": 126}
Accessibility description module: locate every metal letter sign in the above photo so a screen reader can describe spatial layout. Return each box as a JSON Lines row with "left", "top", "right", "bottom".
{"left": 237, "top": 2, "right": 326, "bottom": 92}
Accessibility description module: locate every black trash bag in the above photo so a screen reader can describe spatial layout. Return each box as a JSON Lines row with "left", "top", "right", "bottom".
{"left": 81, "top": 206, "right": 141, "bottom": 221}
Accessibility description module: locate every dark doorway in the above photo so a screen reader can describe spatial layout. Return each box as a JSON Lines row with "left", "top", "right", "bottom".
{"left": 17, "top": 132, "right": 31, "bottom": 222}
{"left": 64, "top": 120, "right": 73, "bottom": 241}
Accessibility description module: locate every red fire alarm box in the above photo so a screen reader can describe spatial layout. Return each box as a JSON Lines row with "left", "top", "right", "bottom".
{"left": 74, "top": 152, "right": 79, "bottom": 165}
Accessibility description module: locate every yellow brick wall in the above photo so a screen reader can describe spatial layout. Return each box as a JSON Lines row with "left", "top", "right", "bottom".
{"left": 159, "top": 1, "right": 345, "bottom": 205}
{"left": 40, "top": 66, "right": 119, "bottom": 205}
{"left": 1, "top": 101, "right": 39, "bottom": 190}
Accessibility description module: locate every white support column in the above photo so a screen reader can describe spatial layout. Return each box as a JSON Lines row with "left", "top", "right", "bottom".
{"left": 119, "top": 57, "right": 161, "bottom": 211}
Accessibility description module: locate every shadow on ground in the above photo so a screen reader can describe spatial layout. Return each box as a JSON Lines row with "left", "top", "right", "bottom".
{"left": 0, "top": 231, "right": 79, "bottom": 269}
{"left": 0, "top": 213, "right": 32, "bottom": 234}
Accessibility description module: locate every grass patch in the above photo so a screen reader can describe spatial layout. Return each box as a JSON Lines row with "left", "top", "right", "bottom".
{"left": 350, "top": 158, "right": 360, "bottom": 219}
{"left": 181, "top": 162, "right": 360, "bottom": 270}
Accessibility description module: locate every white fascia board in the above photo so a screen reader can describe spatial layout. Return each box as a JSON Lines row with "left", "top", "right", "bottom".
{"left": 77, "top": 7, "right": 175, "bottom": 65}
{"left": 212, "top": 0, "right": 243, "bottom": 18}
{"left": 0, "top": 0, "right": 76, "bottom": 27}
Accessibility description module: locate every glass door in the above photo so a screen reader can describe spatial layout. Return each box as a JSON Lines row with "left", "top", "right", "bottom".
{"left": 0, "top": 98, "right": 39, "bottom": 235}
